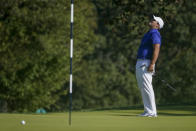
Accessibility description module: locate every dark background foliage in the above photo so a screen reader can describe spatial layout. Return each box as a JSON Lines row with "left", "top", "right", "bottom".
{"left": 0, "top": 0, "right": 195, "bottom": 112}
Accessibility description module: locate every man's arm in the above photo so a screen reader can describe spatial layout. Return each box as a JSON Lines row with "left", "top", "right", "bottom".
{"left": 148, "top": 44, "right": 160, "bottom": 72}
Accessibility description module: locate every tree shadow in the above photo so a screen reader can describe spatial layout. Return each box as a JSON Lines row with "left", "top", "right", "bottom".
{"left": 158, "top": 112, "right": 196, "bottom": 116}
{"left": 157, "top": 105, "right": 196, "bottom": 116}
{"left": 103, "top": 105, "right": 196, "bottom": 117}
{"left": 111, "top": 114, "right": 138, "bottom": 117}
{"left": 108, "top": 112, "right": 196, "bottom": 117}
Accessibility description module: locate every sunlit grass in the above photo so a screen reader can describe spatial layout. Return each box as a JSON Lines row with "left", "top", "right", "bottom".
{"left": 0, "top": 105, "right": 196, "bottom": 131}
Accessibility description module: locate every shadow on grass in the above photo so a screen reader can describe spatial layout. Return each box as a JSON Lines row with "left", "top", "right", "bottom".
{"left": 158, "top": 112, "right": 196, "bottom": 116}
{"left": 113, "top": 114, "right": 138, "bottom": 117}
{"left": 91, "top": 105, "right": 143, "bottom": 111}
{"left": 92, "top": 104, "right": 196, "bottom": 117}
{"left": 157, "top": 105, "right": 196, "bottom": 116}
{"left": 110, "top": 112, "right": 196, "bottom": 117}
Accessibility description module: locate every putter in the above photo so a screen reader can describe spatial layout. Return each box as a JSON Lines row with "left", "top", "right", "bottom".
{"left": 140, "top": 65, "right": 177, "bottom": 92}
{"left": 140, "top": 64, "right": 176, "bottom": 91}
{"left": 153, "top": 73, "right": 177, "bottom": 92}
{"left": 159, "top": 79, "right": 177, "bottom": 92}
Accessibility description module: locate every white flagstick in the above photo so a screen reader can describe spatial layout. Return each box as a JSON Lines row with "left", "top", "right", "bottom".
{"left": 69, "top": 0, "right": 74, "bottom": 126}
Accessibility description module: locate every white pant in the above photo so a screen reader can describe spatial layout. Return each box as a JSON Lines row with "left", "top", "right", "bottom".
{"left": 136, "top": 59, "right": 157, "bottom": 115}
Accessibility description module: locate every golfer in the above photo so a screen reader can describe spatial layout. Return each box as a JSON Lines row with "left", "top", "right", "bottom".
{"left": 136, "top": 15, "right": 164, "bottom": 117}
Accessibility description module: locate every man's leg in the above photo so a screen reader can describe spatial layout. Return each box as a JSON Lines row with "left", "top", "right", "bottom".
{"left": 136, "top": 64, "right": 148, "bottom": 114}
{"left": 136, "top": 61, "right": 157, "bottom": 116}
{"left": 141, "top": 71, "right": 157, "bottom": 115}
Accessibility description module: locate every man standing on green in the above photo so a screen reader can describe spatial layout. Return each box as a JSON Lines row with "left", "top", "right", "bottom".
{"left": 136, "top": 15, "right": 164, "bottom": 117}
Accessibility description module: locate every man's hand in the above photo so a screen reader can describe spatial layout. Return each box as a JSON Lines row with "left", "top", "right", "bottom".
{"left": 148, "top": 44, "right": 160, "bottom": 73}
{"left": 148, "top": 64, "right": 154, "bottom": 72}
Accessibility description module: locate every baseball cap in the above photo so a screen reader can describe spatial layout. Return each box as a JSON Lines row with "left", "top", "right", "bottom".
{"left": 153, "top": 15, "right": 164, "bottom": 29}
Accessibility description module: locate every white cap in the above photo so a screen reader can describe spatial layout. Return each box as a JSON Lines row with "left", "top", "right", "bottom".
{"left": 153, "top": 15, "right": 164, "bottom": 29}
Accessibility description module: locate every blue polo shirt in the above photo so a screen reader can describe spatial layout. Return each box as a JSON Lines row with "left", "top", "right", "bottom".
{"left": 137, "top": 29, "right": 161, "bottom": 60}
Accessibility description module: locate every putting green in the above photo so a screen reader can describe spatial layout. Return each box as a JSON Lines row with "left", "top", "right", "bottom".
{"left": 0, "top": 105, "right": 196, "bottom": 131}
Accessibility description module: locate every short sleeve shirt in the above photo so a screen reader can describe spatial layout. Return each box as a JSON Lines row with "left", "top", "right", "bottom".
{"left": 137, "top": 29, "right": 161, "bottom": 59}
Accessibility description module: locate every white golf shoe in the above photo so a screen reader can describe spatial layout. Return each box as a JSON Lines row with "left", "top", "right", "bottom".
{"left": 147, "top": 114, "right": 157, "bottom": 117}
{"left": 138, "top": 112, "right": 157, "bottom": 117}
{"left": 138, "top": 112, "right": 149, "bottom": 117}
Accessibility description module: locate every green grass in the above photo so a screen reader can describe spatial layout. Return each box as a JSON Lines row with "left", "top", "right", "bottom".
{"left": 0, "top": 105, "right": 196, "bottom": 131}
